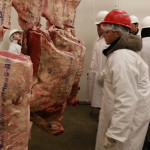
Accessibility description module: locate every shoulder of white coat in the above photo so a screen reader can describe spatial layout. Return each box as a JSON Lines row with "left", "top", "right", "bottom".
{"left": 92, "top": 38, "right": 106, "bottom": 53}
{"left": 106, "top": 49, "right": 149, "bottom": 80}
{"left": 105, "top": 50, "right": 124, "bottom": 72}
{"left": 97, "top": 38, "right": 108, "bottom": 50}
{"left": 113, "top": 49, "right": 149, "bottom": 68}
{"left": 142, "top": 37, "right": 150, "bottom": 43}
{"left": 107, "top": 49, "right": 127, "bottom": 62}
{"left": 141, "top": 38, "right": 150, "bottom": 57}
{"left": 92, "top": 38, "right": 99, "bottom": 49}
{"left": 8, "top": 42, "right": 15, "bottom": 49}
{"left": 108, "top": 49, "right": 140, "bottom": 59}
{"left": 106, "top": 49, "right": 141, "bottom": 68}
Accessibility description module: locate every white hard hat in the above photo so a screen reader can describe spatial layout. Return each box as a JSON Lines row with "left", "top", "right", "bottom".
{"left": 130, "top": 15, "right": 139, "bottom": 24}
{"left": 95, "top": 11, "right": 109, "bottom": 25}
{"left": 141, "top": 16, "right": 150, "bottom": 28}
{"left": 9, "top": 29, "right": 21, "bottom": 39}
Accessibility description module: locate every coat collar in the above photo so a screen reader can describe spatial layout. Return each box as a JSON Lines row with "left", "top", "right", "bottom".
{"left": 103, "top": 33, "right": 142, "bottom": 56}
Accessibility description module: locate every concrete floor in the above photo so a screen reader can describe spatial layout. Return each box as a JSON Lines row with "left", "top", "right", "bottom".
{"left": 28, "top": 103, "right": 99, "bottom": 150}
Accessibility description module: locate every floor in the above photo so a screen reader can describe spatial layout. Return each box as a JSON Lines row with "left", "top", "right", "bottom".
{"left": 28, "top": 102, "right": 99, "bottom": 150}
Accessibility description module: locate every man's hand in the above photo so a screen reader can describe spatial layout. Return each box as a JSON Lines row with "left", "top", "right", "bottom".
{"left": 103, "top": 135, "right": 117, "bottom": 149}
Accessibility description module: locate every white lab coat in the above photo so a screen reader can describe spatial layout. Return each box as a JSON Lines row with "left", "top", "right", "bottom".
{"left": 95, "top": 49, "right": 150, "bottom": 150}
{"left": 8, "top": 40, "right": 21, "bottom": 54}
{"left": 140, "top": 37, "right": 150, "bottom": 76}
{"left": 86, "top": 37, "right": 107, "bottom": 108}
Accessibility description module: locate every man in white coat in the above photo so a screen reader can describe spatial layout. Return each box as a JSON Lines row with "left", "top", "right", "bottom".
{"left": 86, "top": 11, "right": 108, "bottom": 109}
{"left": 129, "top": 15, "right": 140, "bottom": 35}
{"left": 8, "top": 29, "right": 22, "bottom": 55}
{"left": 140, "top": 16, "right": 150, "bottom": 150}
{"left": 95, "top": 9, "right": 150, "bottom": 150}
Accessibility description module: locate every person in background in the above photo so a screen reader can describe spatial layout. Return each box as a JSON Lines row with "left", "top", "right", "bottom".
{"left": 86, "top": 11, "right": 108, "bottom": 112}
{"left": 95, "top": 9, "right": 150, "bottom": 150}
{"left": 8, "top": 29, "right": 22, "bottom": 55}
{"left": 140, "top": 16, "right": 150, "bottom": 150}
{"left": 129, "top": 15, "right": 140, "bottom": 35}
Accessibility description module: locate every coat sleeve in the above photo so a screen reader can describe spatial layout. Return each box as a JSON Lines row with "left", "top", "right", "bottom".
{"left": 89, "top": 40, "right": 99, "bottom": 71}
{"left": 8, "top": 43, "right": 17, "bottom": 54}
{"left": 106, "top": 51, "right": 139, "bottom": 143}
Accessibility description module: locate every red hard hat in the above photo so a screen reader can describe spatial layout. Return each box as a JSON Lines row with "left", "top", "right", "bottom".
{"left": 101, "top": 9, "right": 131, "bottom": 29}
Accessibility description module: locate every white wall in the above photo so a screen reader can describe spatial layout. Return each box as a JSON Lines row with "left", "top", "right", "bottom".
{"left": 75, "top": 0, "right": 114, "bottom": 101}
{"left": 1, "top": 0, "right": 150, "bottom": 101}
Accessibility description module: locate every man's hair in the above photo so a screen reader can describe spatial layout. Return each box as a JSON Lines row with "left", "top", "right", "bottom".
{"left": 101, "top": 23, "right": 130, "bottom": 34}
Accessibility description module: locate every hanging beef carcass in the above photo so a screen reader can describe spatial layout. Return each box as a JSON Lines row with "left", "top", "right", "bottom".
{"left": 45, "top": 0, "right": 81, "bottom": 36}
{"left": 12, "top": 0, "right": 43, "bottom": 30}
{"left": 0, "top": 0, "right": 12, "bottom": 42}
{"left": 12, "top": 0, "right": 84, "bottom": 135}
{"left": 42, "top": 0, "right": 66, "bottom": 29}
{"left": 0, "top": 51, "right": 32, "bottom": 150}
{"left": 21, "top": 28, "right": 79, "bottom": 135}
{"left": 63, "top": 0, "right": 81, "bottom": 29}
{"left": 49, "top": 28, "right": 86, "bottom": 105}
{"left": 64, "top": 30, "right": 86, "bottom": 105}
{"left": 61, "top": 0, "right": 85, "bottom": 105}
{"left": 12, "top": 0, "right": 44, "bottom": 58}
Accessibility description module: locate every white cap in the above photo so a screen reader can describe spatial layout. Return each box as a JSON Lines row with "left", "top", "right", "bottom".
{"left": 95, "top": 11, "right": 109, "bottom": 25}
{"left": 141, "top": 16, "right": 150, "bottom": 28}
{"left": 130, "top": 15, "right": 139, "bottom": 24}
{"left": 9, "top": 29, "right": 21, "bottom": 39}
